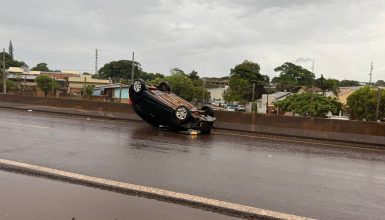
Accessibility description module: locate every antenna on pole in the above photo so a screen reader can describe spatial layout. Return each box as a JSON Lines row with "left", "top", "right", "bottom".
{"left": 95, "top": 49, "right": 98, "bottom": 76}
{"left": 311, "top": 59, "right": 315, "bottom": 94}
{"left": 369, "top": 61, "right": 374, "bottom": 85}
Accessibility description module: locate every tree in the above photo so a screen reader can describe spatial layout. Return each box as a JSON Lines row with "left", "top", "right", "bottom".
{"left": 188, "top": 70, "right": 200, "bottom": 81}
{"left": 84, "top": 85, "right": 93, "bottom": 99}
{"left": 31, "top": 63, "right": 50, "bottom": 71}
{"left": 0, "top": 80, "right": 17, "bottom": 91}
{"left": 375, "top": 80, "right": 385, "bottom": 87}
{"left": 35, "top": 75, "right": 59, "bottom": 97}
{"left": 170, "top": 68, "right": 185, "bottom": 75}
{"left": 138, "top": 72, "right": 165, "bottom": 82}
{"left": 226, "top": 60, "right": 269, "bottom": 102}
{"left": 164, "top": 70, "right": 194, "bottom": 101}
{"left": 8, "top": 40, "right": 14, "bottom": 59}
{"left": 82, "top": 72, "right": 91, "bottom": 75}
{"left": 224, "top": 75, "right": 249, "bottom": 102}
{"left": 272, "top": 62, "right": 315, "bottom": 92}
{"left": 275, "top": 93, "right": 342, "bottom": 117}
{"left": 340, "top": 80, "right": 360, "bottom": 87}
{"left": 0, "top": 51, "right": 26, "bottom": 69}
{"left": 347, "top": 86, "right": 385, "bottom": 121}
{"left": 192, "top": 86, "right": 210, "bottom": 104}
{"left": 316, "top": 75, "right": 340, "bottom": 96}
{"left": 98, "top": 60, "right": 142, "bottom": 82}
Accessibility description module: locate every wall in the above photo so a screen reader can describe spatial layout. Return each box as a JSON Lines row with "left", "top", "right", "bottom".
{"left": 0, "top": 94, "right": 384, "bottom": 146}
{"left": 0, "top": 94, "right": 140, "bottom": 121}
{"left": 214, "top": 111, "right": 385, "bottom": 145}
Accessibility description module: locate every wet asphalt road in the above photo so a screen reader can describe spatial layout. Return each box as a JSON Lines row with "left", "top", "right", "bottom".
{"left": 0, "top": 170, "right": 240, "bottom": 220}
{"left": 0, "top": 108, "right": 385, "bottom": 219}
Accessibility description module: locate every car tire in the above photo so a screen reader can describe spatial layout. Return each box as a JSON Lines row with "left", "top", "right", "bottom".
{"left": 175, "top": 105, "right": 191, "bottom": 122}
{"left": 201, "top": 105, "right": 214, "bottom": 117}
{"left": 132, "top": 79, "right": 146, "bottom": 94}
{"left": 158, "top": 81, "right": 171, "bottom": 92}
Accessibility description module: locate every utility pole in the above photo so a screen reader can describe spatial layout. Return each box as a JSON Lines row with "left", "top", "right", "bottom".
{"left": 119, "top": 80, "right": 122, "bottom": 103}
{"left": 95, "top": 49, "right": 98, "bottom": 76}
{"left": 369, "top": 61, "right": 373, "bottom": 85}
{"left": 83, "top": 76, "right": 86, "bottom": 97}
{"left": 23, "top": 75, "right": 26, "bottom": 96}
{"left": 131, "top": 52, "right": 135, "bottom": 83}
{"left": 2, "top": 48, "right": 6, "bottom": 94}
{"left": 51, "top": 76, "right": 54, "bottom": 96}
{"left": 376, "top": 87, "right": 381, "bottom": 121}
{"left": 266, "top": 93, "right": 269, "bottom": 114}
{"left": 202, "top": 72, "right": 205, "bottom": 104}
{"left": 251, "top": 82, "right": 255, "bottom": 113}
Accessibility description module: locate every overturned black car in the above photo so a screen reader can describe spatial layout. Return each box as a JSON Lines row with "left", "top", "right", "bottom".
{"left": 129, "top": 79, "right": 216, "bottom": 134}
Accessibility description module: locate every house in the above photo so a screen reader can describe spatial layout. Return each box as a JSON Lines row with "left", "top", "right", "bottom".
{"left": 68, "top": 75, "right": 110, "bottom": 94}
{"left": 205, "top": 79, "right": 229, "bottom": 88}
{"left": 256, "top": 92, "right": 291, "bottom": 114}
{"left": 337, "top": 86, "right": 362, "bottom": 105}
{"left": 92, "top": 84, "right": 130, "bottom": 103}
{"left": 7, "top": 67, "right": 25, "bottom": 74}
{"left": 41, "top": 71, "right": 80, "bottom": 80}
{"left": 207, "top": 87, "right": 226, "bottom": 103}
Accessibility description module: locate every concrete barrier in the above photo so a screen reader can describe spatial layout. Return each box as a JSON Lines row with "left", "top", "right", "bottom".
{"left": 0, "top": 94, "right": 384, "bottom": 145}
{"left": 214, "top": 109, "right": 385, "bottom": 146}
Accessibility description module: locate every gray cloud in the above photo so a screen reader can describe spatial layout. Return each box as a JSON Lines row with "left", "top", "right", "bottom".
{"left": 0, "top": 0, "right": 384, "bottom": 81}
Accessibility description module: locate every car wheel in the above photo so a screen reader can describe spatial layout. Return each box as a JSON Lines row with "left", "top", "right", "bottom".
{"left": 132, "top": 79, "right": 146, "bottom": 94}
{"left": 201, "top": 105, "right": 214, "bottom": 117}
{"left": 175, "top": 105, "right": 190, "bottom": 122}
{"left": 158, "top": 81, "right": 171, "bottom": 92}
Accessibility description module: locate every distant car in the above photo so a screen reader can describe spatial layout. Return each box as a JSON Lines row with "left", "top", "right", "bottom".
{"left": 211, "top": 101, "right": 222, "bottom": 107}
{"left": 129, "top": 79, "right": 216, "bottom": 134}
{"left": 237, "top": 105, "right": 246, "bottom": 112}
{"left": 225, "top": 106, "right": 236, "bottom": 111}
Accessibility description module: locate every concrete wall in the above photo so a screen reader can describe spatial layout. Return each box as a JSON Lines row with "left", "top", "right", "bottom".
{"left": 214, "top": 111, "right": 385, "bottom": 145}
{"left": 0, "top": 94, "right": 140, "bottom": 121}
{"left": 0, "top": 94, "right": 384, "bottom": 145}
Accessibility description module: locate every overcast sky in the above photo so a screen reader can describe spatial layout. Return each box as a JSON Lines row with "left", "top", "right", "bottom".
{"left": 1, "top": 0, "right": 384, "bottom": 82}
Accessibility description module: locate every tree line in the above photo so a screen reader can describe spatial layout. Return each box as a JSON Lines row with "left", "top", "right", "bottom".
{"left": 224, "top": 60, "right": 384, "bottom": 121}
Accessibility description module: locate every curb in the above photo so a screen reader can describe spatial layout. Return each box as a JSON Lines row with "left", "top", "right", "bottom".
{"left": 0, "top": 159, "right": 313, "bottom": 220}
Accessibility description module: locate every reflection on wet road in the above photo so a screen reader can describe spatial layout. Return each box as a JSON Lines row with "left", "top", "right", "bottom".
{"left": 0, "top": 108, "right": 385, "bottom": 219}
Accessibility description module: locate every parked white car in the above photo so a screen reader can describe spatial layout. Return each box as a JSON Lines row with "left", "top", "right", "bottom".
{"left": 225, "top": 106, "right": 236, "bottom": 111}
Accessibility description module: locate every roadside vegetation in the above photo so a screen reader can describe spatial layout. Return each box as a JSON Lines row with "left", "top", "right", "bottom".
{"left": 275, "top": 93, "right": 342, "bottom": 117}
{"left": 35, "top": 75, "right": 59, "bottom": 97}
{"left": 347, "top": 86, "right": 385, "bottom": 121}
